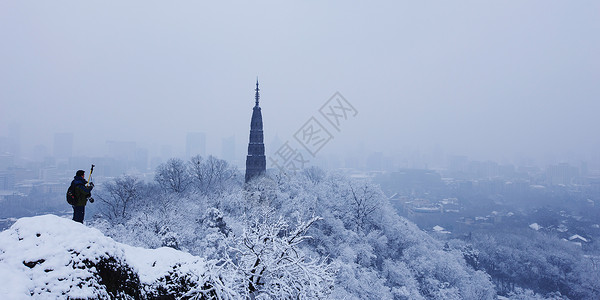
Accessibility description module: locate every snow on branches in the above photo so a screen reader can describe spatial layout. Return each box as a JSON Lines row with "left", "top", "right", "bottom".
{"left": 227, "top": 215, "right": 335, "bottom": 299}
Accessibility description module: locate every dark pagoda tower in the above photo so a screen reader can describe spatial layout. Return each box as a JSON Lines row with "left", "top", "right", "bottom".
{"left": 245, "top": 79, "right": 266, "bottom": 183}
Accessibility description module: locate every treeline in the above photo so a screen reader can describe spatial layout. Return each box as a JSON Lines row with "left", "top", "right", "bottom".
{"left": 92, "top": 157, "right": 499, "bottom": 299}
{"left": 91, "top": 155, "right": 600, "bottom": 299}
{"left": 465, "top": 230, "right": 600, "bottom": 299}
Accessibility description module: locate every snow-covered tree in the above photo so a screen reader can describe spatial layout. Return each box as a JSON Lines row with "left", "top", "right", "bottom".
{"left": 228, "top": 215, "right": 335, "bottom": 299}
{"left": 302, "top": 166, "right": 326, "bottom": 185}
{"left": 91, "top": 161, "right": 501, "bottom": 299}
{"left": 343, "top": 179, "right": 386, "bottom": 233}
{"left": 189, "top": 155, "right": 240, "bottom": 196}
{"left": 470, "top": 229, "right": 600, "bottom": 299}
{"left": 96, "top": 175, "right": 145, "bottom": 224}
{"left": 155, "top": 158, "right": 191, "bottom": 194}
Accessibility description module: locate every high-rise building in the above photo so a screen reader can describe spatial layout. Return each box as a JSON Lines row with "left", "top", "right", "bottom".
{"left": 186, "top": 132, "right": 206, "bottom": 159}
{"left": 0, "top": 171, "right": 15, "bottom": 190}
{"left": 546, "top": 163, "right": 579, "bottom": 186}
{"left": 0, "top": 153, "right": 14, "bottom": 170}
{"left": 106, "top": 141, "right": 136, "bottom": 162}
{"left": 245, "top": 79, "right": 266, "bottom": 182}
{"left": 105, "top": 140, "right": 137, "bottom": 175}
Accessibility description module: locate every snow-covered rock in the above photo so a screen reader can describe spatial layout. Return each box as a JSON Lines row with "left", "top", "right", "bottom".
{"left": 529, "top": 223, "right": 542, "bottom": 231}
{"left": 0, "top": 215, "right": 209, "bottom": 299}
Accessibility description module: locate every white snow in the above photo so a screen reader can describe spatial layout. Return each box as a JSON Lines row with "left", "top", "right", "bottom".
{"left": 0, "top": 214, "right": 206, "bottom": 299}
{"left": 568, "top": 234, "right": 588, "bottom": 243}
{"left": 529, "top": 223, "right": 542, "bottom": 231}
{"left": 433, "top": 225, "right": 445, "bottom": 232}
{"left": 557, "top": 224, "right": 568, "bottom": 233}
{"left": 122, "top": 244, "right": 206, "bottom": 285}
{"left": 432, "top": 225, "right": 450, "bottom": 234}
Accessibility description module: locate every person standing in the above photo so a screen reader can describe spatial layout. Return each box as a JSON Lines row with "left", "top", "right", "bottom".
{"left": 70, "top": 169, "right": 94, "bottom": 223}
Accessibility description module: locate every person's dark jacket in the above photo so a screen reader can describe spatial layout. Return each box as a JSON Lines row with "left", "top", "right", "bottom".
{"left": 70, "top": 176, "right": 93, "bottom": 207}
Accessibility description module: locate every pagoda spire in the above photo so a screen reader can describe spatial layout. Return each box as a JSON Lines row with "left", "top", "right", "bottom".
{"left": 245, "top": 78, "right": 266, "bottom": 183}
{"left": 255, "top": 77, "right": 260, "bottom": 107}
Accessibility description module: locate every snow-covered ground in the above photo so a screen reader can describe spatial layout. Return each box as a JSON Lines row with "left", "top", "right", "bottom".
{"left": 0, "top": 214, "right": 206, "bottom": 299}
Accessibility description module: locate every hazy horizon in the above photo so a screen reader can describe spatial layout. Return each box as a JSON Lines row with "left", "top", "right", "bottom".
{"left": 2, "top": 1, "right": 599, "bottom": 169}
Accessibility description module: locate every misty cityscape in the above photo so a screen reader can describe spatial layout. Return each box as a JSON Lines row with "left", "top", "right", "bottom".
{"left": 1, "top": 1, "right": 599, "bottom": 299}
{"left": 2, "top": 125, "right": 599, "bottom": 239}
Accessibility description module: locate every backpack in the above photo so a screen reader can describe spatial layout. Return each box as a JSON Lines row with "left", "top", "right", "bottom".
{"left": 66, "top": 185, "right": 77, "bottom": 205}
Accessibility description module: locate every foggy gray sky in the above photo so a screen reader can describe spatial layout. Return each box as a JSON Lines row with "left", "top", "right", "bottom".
{"left": 1, "top": 1, "right": 599, "bottom": 167}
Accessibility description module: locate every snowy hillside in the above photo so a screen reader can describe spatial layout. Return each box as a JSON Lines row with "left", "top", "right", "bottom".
{"left": 0, "top": 215, "right": 210, "bottom": 299}
{"left": 6, "top": 164, "right": 592, "bottom": 299}
{"left": 0, "top": 213, "right": 334, "bottom": 299}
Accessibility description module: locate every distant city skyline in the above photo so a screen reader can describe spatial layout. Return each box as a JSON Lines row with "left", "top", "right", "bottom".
{"left": 2, "top": 116, "right": 598, "bottom": 171}
{"left": 0, "top": 129, "right": 597, "bottom": 175}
